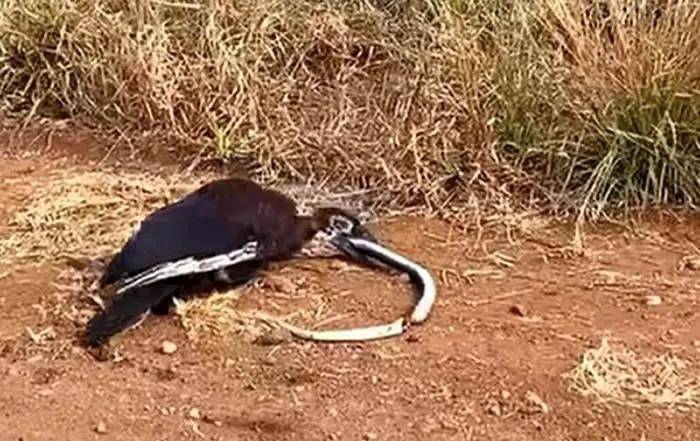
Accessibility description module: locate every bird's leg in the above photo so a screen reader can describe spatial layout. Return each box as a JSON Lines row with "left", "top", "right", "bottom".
{"left": 127, "top": 310, "right": 150, "bottom": 330}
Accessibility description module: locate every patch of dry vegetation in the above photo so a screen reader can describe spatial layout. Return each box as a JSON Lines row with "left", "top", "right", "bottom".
{"left": 173, "top": 276, "right": 320, "bottom": 346}
{"left": 0, "top": 168, "right": 211, "bottom": 264}
{"left": 567, "top": 337, "right": 699, "bottom": 411}
{"left": 1, "top": 0, "right": 699, "bottom": 218}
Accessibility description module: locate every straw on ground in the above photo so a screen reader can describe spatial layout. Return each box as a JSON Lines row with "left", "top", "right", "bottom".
{"left": 567, "top": 337, "right": 699, "bottom": 411}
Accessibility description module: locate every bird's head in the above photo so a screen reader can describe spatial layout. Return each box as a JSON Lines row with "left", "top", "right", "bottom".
{"left": 299, "top": 207, "right": 378, "bottom": 264}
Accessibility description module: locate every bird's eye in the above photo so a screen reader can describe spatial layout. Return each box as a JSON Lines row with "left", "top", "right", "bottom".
{"left": 330, "top": 215, "right": 353, "bottom": 233}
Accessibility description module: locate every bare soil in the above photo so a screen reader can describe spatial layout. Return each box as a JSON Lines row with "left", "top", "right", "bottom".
{"left": 1, "top": 127, "right": 699, "bottom": 441}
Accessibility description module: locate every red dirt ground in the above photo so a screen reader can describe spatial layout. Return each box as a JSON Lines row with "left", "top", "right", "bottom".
{"left": 1, "top": 126, "right": 699, "bottom": 440}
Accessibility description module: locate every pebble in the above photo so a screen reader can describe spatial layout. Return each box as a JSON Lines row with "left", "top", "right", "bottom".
{"left": 405, "top": 333, "right": 420, "bottom": 343}
{"left": 161, "top": 340, "right": 177, "bottom": 354}
{"left": 525, "top": 390, "right": 549, "bottom": 414}
{"left": 37, "top": 389, "right": 53, "bottom": 397}
{"left": 509, "top": 304, "right": 527, "bottom": 317}
{"left": 188, "top": 407, "right": 201, "bottom": 420}
{"left": 95, "top": 421, "right": 107, "bottom": 434}
{"left": 203, "top": 415, "right": 223, "bottom": 427}
{"left": 253, "top": 329, "right": 291, "bottom": 346}
{"left": 684, "top": 256, "right": 700, "bottom": 270}
{"left": 644, "top": 295, "right": 662, "bottom": 306}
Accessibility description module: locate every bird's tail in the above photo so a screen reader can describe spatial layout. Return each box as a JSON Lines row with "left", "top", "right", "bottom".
{"left": 85, "top": 282, "right": 179, "bottom": 347}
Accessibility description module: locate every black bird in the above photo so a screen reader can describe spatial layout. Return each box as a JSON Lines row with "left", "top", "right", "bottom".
{"left": 85, "top": 177, "right": 378, "bottom": 348}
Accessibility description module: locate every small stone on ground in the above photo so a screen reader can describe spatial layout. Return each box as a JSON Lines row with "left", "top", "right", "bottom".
{"left": 161, "top": 340, "right": 177, "bottom": 354}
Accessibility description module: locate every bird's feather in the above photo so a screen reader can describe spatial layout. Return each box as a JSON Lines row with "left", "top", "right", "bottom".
{"left": 85, "top": 280, "right": 181, "bottom": 347}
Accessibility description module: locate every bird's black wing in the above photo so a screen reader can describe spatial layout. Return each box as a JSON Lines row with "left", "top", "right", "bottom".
{"left": 99, "top": 178, "right": 298, "bottom": 287}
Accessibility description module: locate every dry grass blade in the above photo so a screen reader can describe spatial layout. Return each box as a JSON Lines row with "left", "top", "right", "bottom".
{"left": 567, "top": 337, "right": 700, "bottom": 411}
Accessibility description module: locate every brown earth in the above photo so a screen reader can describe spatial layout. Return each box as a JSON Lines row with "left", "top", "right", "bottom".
{"left": 1, "top": 126, "right": 699, "bottom": 441}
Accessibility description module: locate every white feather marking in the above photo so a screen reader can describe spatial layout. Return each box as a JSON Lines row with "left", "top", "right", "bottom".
{"left": 115, "top": 241, "right": 259, "bottom": 293}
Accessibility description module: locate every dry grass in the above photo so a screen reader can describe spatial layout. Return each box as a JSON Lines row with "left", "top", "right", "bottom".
{"left": 0, "top": 0, "right": 497, "bottom": 216}
{"left": 3, "top": 1, "right": 697, "bottom": 220}
{"left": 0, "top": 168, "right": 211, "bottom": 264}
{"left": 173, "top": 289, "right": 262, "bottom": 343}
{"left": 567, "top": 337, "right": 700, "bottom": 411}
{"left": 172, "top": 273, "right": 324, "bottom": 345}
